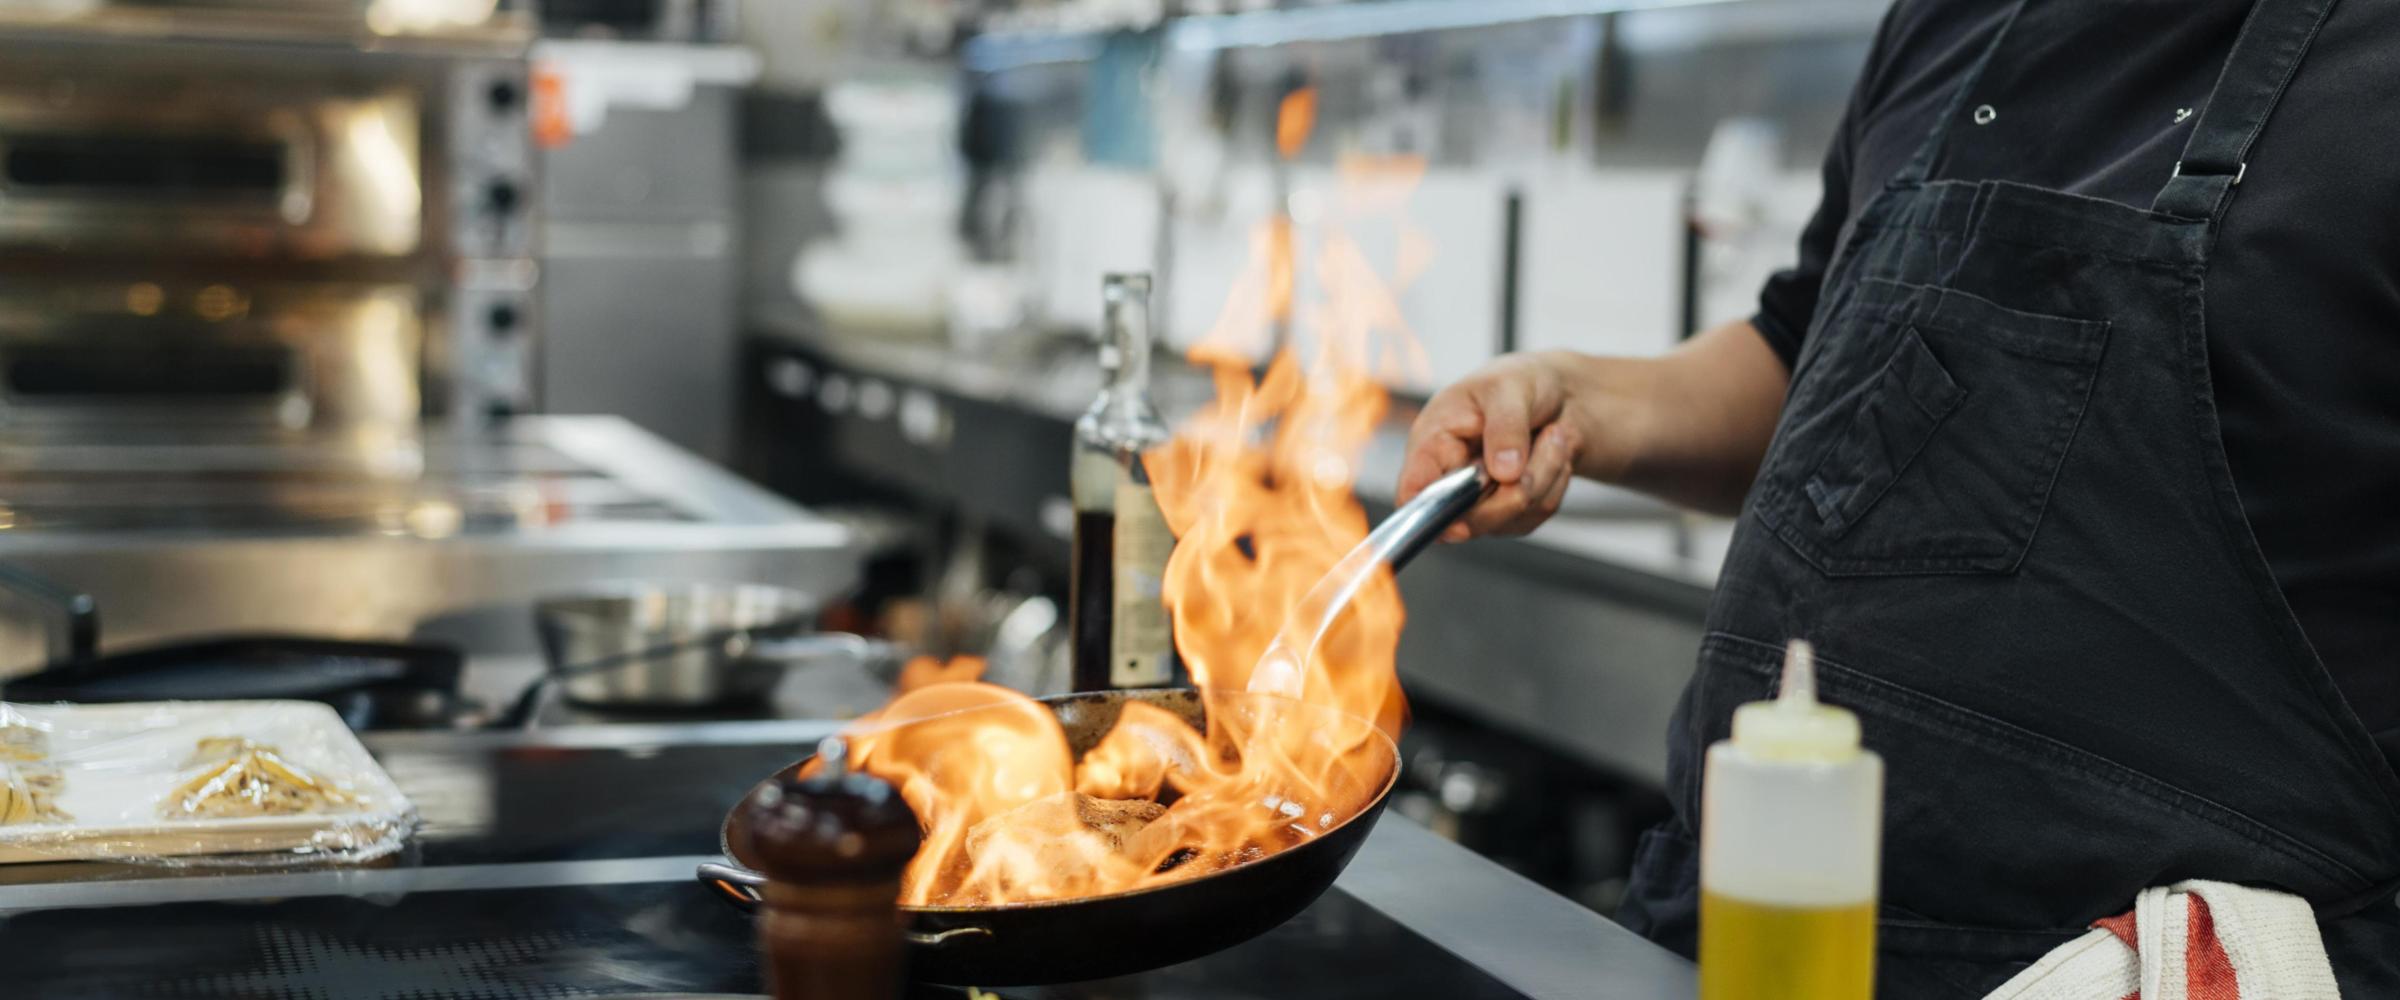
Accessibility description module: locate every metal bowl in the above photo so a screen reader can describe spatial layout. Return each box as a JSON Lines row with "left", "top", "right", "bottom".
{"left": 534, "top": 582, "right": 820, "bottom": 708}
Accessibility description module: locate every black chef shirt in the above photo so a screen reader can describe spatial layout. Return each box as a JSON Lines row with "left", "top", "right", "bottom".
{"left": 1755, "top": 0, "right": 2400, "bottom": 771}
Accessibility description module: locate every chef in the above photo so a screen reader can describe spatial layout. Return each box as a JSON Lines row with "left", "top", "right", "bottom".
{"left": 1397, "top": 0, "right": 2400, "bottom": 994}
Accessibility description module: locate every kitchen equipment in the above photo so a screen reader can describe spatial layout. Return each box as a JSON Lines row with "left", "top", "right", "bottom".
{"left": 0, "top": 699, "right": 415, "bottom": 864}
{"left": 740, "top": 737, "right": 918, "bottom": 1000}
{"left": 4, "top": 636, "right": 464, "bottom": 732}
{"left": 699, "top": 687, "right": 1400, "bottom": 986}
{"left": 690, "top": 464, "right": 1492, "bottom": 983}
{"left": 0, "top": 563, "right": 464, "bottom": 730}
{"left": 0, "top": 563, "right": 97, "bottom": 669}
{"left": 539, "top": 0, "right": 738, "bottom": 42}
{"left": 1249, "top": 463, "right": 1493, "bottom": 696}
{"left": 1699, "top": 639, "right": 1883, "bottom": 1000}
{"left": 0, "top": 717, "right": 1691, "bottom": 998}
{"left": 0, "top": 0, "right": 539, "bottom": 446}
{"left": 531, "top": 583, "right": 894, "bottom": 711}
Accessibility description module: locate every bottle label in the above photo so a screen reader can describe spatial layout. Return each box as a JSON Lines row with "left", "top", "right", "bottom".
{"left": 1071, "top": 449, "right": 1120, "bottom": 512}
{"left": 1110, "top": 474, "right": 1176, "bottom": 687}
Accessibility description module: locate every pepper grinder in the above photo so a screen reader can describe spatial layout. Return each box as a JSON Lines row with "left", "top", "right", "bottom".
{"left": 739, "top": 737, "right": 923, "bottom": 1000}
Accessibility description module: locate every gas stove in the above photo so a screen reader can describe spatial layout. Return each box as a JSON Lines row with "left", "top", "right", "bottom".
{"left": 0, "top": 721, "right": 1691, "bottom": 999}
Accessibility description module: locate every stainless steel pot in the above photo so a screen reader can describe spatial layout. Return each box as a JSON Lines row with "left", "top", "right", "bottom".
{"left": 534, "top": 583, "right": 891, "bottom": 709}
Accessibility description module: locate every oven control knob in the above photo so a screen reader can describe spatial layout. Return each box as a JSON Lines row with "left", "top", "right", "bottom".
{"left": 487, "top": 303, "right": 521, "bottom": 335}
{"left": 486, "top": 79, "right": 521, "bottom": 113}
{"left": 484, "top": 179, "right": 521, "bottom": 216}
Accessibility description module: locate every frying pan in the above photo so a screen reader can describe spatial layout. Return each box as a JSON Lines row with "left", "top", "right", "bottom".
{"left": 2, "top": 634, "right": 463, "bottom": 730}
{"left": 698, "top": 687, "right": 1400, "bottom": 986}
{"left": 0, "top": 562, "right": 462, "bottom": 729}
{"left": 696, "top": 465, "right": 1495, "bottom": 984}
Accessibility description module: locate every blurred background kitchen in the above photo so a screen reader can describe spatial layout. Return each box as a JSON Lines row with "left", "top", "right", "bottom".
{"left": 0, "top": 0, "right": 1880, "bottom": 920}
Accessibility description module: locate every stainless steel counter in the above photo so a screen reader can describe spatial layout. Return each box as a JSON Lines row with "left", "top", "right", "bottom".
{"left": 745, "top": 310, "right": 1715, "bottom": 785}
{"left": 0, "top": 416, "right": 859, "bottom": 669}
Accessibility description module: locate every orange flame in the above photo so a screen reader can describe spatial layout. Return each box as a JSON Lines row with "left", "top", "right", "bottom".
{"left": 895, "top": 654, "right": 986, "bottom": 694}
{"left": 825, "top": 105, "right": 1433, "bottom": 908}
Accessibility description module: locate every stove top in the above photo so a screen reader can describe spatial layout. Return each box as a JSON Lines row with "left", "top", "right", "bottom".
{"left": 5, "top": 880, "right": 1532, "bottom": 1000}
{"left": 0, "top": 722, "right": 1691, "bottom": 1000}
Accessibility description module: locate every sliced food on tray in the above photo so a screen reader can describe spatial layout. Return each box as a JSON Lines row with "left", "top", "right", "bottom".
{"left": 0, "top": 719, "right": 49, "bottom": 763}
{"left": 167, "top": 737, "right": 358, "bottom": 819}
{"left": 0, "top": 700, "right": 414, "bottom": 863}
{"left": 0, "top": 765, "right": 68, "bottom": 824}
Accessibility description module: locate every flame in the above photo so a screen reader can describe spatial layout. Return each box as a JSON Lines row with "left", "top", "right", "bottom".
{"left": 896, "top": 654, "right": 986, "bottom": 694}
{"left": 823, "top": 104, "right": 1433, "bottom": 908}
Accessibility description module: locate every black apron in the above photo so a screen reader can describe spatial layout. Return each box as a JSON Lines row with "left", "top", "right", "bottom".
{"left": 1617, "top": 0, "right": 2400, "bottom": 995}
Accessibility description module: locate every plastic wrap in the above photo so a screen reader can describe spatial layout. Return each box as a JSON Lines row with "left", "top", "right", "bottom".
{"left": 0, "top": 700, "right": 416, "bottom": 866}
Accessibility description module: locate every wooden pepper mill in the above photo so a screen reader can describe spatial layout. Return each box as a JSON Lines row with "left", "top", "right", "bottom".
{"left": 739, "top": 737, "right": 923, "bottom": 1000}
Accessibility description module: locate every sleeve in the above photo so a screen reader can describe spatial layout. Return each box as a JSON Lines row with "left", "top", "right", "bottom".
{"left": 1749, "top": 139, "right": 1853, "bottom": 368}
{"left": 1750, "top": 5, "right": 1907, "bottom": 369}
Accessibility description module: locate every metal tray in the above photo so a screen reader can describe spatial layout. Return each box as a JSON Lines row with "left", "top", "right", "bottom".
{"left": 0, "top": 700, "right": 414, "bottom": 864}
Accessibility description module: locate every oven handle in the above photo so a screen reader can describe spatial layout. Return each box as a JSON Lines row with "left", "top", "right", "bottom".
{"left": 0, "top": 564, "right": 97, "bottom": 666}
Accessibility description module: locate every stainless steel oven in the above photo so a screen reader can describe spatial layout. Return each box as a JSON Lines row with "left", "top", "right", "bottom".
{"left": 0, "top": 0, "right": 540, "bottom": 460}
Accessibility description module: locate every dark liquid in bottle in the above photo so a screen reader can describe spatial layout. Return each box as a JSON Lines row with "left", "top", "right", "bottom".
{"left": 1070, "top": 508, "right": 1117, "bottom": 692}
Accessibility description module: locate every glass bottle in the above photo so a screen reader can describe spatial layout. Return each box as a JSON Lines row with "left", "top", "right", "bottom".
{"left": 1069, "top": 273, "right": 1178, "bottom": 691}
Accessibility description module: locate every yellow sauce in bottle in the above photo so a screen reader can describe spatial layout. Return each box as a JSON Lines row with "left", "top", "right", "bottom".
{"left": 1699, "top": 891, "right": 1877, "bottom": 1000}
{"left": 1699, "top": 639, "right": 1883, "bottom": 1000}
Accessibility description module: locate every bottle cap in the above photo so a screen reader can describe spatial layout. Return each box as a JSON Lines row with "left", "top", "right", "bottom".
{"left": 1729, "top": 639, "right": 1862, "bottom": 763}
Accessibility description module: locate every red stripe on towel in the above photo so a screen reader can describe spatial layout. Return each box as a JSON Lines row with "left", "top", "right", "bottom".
{"left": 2186, "top": 896, "right": 2239, "bottom": 1000}
{"left": 2083, "top": 896, "right": 2241, "bottom": 999}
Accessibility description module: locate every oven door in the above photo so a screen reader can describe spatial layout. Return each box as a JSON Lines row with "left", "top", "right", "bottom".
{"left": 0, "top": 48, "right": 423, "bottom": 260}
{"left": 0, "top": 283, "right": 424, "bottom": 435}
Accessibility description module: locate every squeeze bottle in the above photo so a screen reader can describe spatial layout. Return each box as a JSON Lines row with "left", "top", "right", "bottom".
{"left": 1698, "top": 639, "right": 1883, "bottom": 1000}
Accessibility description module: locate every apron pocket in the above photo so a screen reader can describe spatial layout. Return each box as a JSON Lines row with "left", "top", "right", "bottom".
{"left": 1799, "top": 328, "right": 1963, "bottom": 536}
{"left": 1757, "top": 280, "right": 2108, "bottom": 576}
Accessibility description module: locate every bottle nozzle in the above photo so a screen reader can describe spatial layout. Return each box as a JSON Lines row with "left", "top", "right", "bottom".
{"left": 1730, "top": 636, "right": 1859, "bottom": 761}
{"left": 1779, "top": 639, "right": 1818, "bottom": 707}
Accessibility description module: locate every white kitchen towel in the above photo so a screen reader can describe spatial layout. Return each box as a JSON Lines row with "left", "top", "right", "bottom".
{"left": 1980, "top": 880, "right": 2340, "bottom": 1000}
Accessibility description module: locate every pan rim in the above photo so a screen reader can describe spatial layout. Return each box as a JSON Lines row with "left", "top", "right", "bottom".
{"left": 723, "top": 686, "right": 1402, "bottom": 916}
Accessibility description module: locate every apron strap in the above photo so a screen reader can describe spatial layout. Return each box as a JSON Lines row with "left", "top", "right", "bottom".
{"left": 1889, "top": 1, "right": 2030, "bottom": 188}
{"left": 2152, "top": 0, "right": 2342, "bottom": 219}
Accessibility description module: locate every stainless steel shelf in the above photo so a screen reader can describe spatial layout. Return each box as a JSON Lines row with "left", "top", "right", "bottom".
{"left": 1169, "top": 0, "right": 1726, "bottom": 50}
{"left": 964, "top": 0, "right": 1883, "bottom": 72}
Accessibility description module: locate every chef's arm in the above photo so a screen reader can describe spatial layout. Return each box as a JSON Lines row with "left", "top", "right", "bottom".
{"left": 1396, "top": 318, "right": 1791, "bottom": 537}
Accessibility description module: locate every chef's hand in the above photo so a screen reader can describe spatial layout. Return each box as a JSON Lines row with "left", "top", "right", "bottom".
{"left": 1398, "top": 351, "right": 1601, "bottom": 541}
{"left": 1396, "top": 321, "right": 1793, "bottom": 539}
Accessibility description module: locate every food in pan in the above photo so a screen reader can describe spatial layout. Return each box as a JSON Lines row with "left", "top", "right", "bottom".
{"left": 164, "top": 738, "right": 355, "bottom": 819}
{"left": 823, "top": 686, "right": 1392, "bottom": 907}
{"left": 964, "top": 791, "right": 1167, "bottom": 880}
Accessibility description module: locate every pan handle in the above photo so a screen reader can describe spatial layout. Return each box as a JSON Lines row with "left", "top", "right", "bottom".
{"left": 694, "top": 860, "right": 995, "bottom": 946}
{"left": 697, "top": 860, "right": 765, "bottom": 911}
{"left": 0, "top": 563, "right": 97, "bottom": 666}
{"left": 1376, "top": 464, "right": 1496, "bottom": 573}
{"left": 905, "top": 927, "right": 995, "bottom": 946}
{"left": 740, "top": 632, "right": 900, "bottom": 668}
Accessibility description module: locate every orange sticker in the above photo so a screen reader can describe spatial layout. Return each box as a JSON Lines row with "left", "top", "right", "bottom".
{"left": 531, "top": 64, "right": 573, "bottom": 150}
